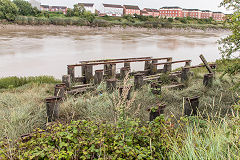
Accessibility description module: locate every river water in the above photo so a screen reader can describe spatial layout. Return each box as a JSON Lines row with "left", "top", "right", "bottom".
{"left": 0, "top": 28, "right": 228, "bottom": 78}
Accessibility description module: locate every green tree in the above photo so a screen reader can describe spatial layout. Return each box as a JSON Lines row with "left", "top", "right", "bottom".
{"left": 13, "top": 0, "right": 35, "bottom": 16}
{"left": 73, "top": 4, "right": 85, "bottom": 16}
{"left": 0, "top": 0, "right": 18, "bottom": 21}
{"left": 218, "top": 0, "right": 240, "bottom": 89}
{"left": 66, "top": 8, "right": 74, "bottom": 17}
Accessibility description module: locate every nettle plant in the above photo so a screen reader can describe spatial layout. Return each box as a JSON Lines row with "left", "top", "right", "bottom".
{"left": 0, "top": 117, "right": 178, "bottom": 159}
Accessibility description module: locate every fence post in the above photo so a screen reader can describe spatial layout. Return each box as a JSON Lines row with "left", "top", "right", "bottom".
{"left": 85, "top": 65, "right": 93, "bottom": 84}
{"left": 94, "top": 70, "right": 103, "bottom": 85}
{"left": 181, "top": 67, "right": 190, "bottom": 83}
{"left": 184, "top": 97, "right": 199, "bottom": 116}
{"left": 134, "top": 73, "right": 144, "bottom": 90}
{"left": 45, "top": 96, "right": 61, "bottom": 122}
{"left": 124, "top": 62, "right": 131, "bottom": 70}
{"left": 62, "top": 75, "right": 71, "bottom": 89}
{"left": 67, "top": 66, "right": 75, "bottom": 82}
{"left": 203, "top": 73, "right": 214, "bottom": 87}
{"left": 54, "top": 83, "right": 67, "bottom": 98}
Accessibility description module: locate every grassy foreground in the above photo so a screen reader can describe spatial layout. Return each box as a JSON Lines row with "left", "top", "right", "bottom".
{"left": 0, "top": 59, "right": 239, "bottom": 159}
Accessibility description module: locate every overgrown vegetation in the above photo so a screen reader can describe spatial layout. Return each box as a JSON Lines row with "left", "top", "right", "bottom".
{"left": 0, "top": 59, "right": 239, "bottom": 159}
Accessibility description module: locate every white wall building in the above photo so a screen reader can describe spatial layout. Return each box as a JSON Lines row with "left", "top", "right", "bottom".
{"left": 28, "top": 0, "right": 41, "bottom": 10}
{"left": 103, "top": 4, "right": 124, "bottom": 17}
{"left": 78, "top": 3, "right": 95, "bottom": 14}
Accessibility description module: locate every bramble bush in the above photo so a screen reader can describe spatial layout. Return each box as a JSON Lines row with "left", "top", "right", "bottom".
{"left": 0, "top": 117, "right": 179, "bottom": 159}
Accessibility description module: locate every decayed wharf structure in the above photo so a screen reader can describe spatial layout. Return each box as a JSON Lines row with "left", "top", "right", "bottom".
{"left": 45, "top": 55, "right": 216, "bottom": 122}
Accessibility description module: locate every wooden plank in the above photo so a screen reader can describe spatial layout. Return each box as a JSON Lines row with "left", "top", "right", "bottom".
{"left": 80, "top": 57, "right": 152, "bottom": 63}
{"left": 199, "top": 54, "right": 213, "bottom": 74}
{"left": 68, "top": 57, "right": 172, "bottom": 67}
{"left": 154, "top": 60, "right": 192, "bottom": 66}
{"left": 163, "top": 83, "right": 185, "bottom": 90}
{"left": 71, "top": 84, "right": 93, "bottom": 90}
{"left": 184, "top": 63, "right": 216, "bottom": 69}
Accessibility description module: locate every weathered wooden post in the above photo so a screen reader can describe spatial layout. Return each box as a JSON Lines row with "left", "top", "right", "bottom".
{"left": 134, "top": 73, "right": 144, "bottom": 90}
{"left": 108, "top": 63, "right": 116, "bottom": 79}
{"left": 150, "top": 60, "right": 158, "bottom": 75}
{"left": 144, "top": 60, "right": 151, "bottom": 75}
{"left": 85, "top": 65, "right": 93, "bottom": 84}
{"left": 62, "top": 75, "right": 71, "bottom": 89}
{"left": 67, "top": 66, "right": 75, "bottom": 82}
{"left": 104, "top": 64, "right": 109, "bottom": 76}
{"left": 54, "top": 83, "right": 66, "bottom": 98}
{"left": 106, "top": 79, "right": 117, "bottom": 92}
{"left": 81, "top": 64, "right": 86, "bottom": 77}
{"left": 45, "top": 96, "right": 61, "bottom": 122}
{"left": 124, "top": 62, "right": 131, "bottom": 70}
{"left": 149, "top": 104, "right": 166, "bottom": 121}
{"left": 184, "top": 97, "right": 199, "bottom": 116}
{"left": 151, "top": 82, "right": 162, "bottom": 95}
{"left": 163, "top": 58, "right": 172, "bottom": 73}
{"left": 199, "top": 54, "right": 213, "bottom": 74}
{"left": 181, "top": 67, "right": 190, "bottom": 83}
{"left": 203, "top": 73, "right": 214, "bottom": 87}
{"left": 120, "top": 67, "right": 129, "bottom": 80}
{"left": 118, "top": 86, "right": 131, "bottom": 100}
{"left": 94, "top": 70, "right": 103, "bottom": 85}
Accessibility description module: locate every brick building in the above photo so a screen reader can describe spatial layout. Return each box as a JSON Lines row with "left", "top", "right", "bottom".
{"left": 40, "top": 5, "right": 49, "bottom": 11}
{"left": 182, "top": 9, "right": 201, "bottom": 19}
{"left": 201, "top": 10, "right": 213, "bottom": 19}
{"left": 212, "top": 12, "right": 225, "bottom": 21}
{"left": 159, "top": 7, "right": 183, "bottom": 18}
{"left": 143, "top": 8, "right": 154, "bottom": 16}
{"left": 49, "top": 6, "right": 67, "bottom": 14}
{"left": 123, "top": 5, "right": 141, "bottom": 16}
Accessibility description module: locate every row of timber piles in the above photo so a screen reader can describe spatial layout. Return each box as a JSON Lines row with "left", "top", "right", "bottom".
{"left": 45, "top": 55, "right": 216, "bottom": 122}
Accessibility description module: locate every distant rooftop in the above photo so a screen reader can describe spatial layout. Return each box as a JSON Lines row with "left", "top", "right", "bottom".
{"left": 51, "top": 6, "right": 67, "bottom": 9}
{"left": 78, "top": 3, "right": 94, "bottom": 7}
{"left": 40, "top": 5, "right": 49, "bottom": 8}
{"left": 161, "top": 6, "right": 182, "bottom": 9}
{"left": 103, "top": 4, "right": 123, "bottom": 8}
{"left": 123, "top": 5, "right": 140, "bottom": 10}
{"left": 201, "top": 10, "right": 212, "bottom": 12}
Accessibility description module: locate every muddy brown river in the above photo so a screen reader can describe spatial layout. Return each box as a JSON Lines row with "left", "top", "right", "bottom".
{"left": 0, "top": 28, "right": 229, "bottom": 78}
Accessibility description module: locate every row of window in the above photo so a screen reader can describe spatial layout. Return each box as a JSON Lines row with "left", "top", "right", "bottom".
{"left": 159, "top": 11, "right": 180, "bottom": 14}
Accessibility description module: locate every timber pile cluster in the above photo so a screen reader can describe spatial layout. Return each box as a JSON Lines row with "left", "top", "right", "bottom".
{"left": 45, "top": 55, "right": 216, "bottom": 122}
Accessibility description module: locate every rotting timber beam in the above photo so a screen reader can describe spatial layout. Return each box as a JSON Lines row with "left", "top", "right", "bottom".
{"left": 79, "top": 56, "right": 152, "bottom": 63}
{"left": 199, "top": 54, "right": 213, "bottom": 74}
{"left": 68, "top": 57, "right": 172, "bottom": 67}
{"left": 183, "top": 64, "right": 216, "bottom": 69}
{"left": 153, "top": 60, "right": 192, "bottom": 66}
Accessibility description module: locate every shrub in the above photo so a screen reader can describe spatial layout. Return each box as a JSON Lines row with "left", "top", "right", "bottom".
{"left": 92, "top": 19, "right": 112, "bottom": 27}
{"left": 168, "top": 18, "right": 173, "bottom": 22}
{"left": 13, "top": 0, "right": 36, "bottom": 16}
{"left": 0, "top": 117, "right": 176, "bottom": 159}
{"left": 0, "top": 0, "right": 18, "bottom": 21}
{"left": 180, "top": 18, "right": 187, "bottom": 24}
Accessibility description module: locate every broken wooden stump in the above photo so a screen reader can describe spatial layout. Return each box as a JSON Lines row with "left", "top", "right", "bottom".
{"left": 106, "top": 79, "right": 117, "bottom": 92}
{"left": 149, "top": 104, "right": 166, "bottom": 121}
{"left": 184, "top": 97, "right": 199, "bottom": 116}
{"left": 185, "top": 61, "right": 191, "bottom": 67}
{"left": 45, "top": 96, "right": 61, "bottom": 122}
{"left": 163, "top": 58, "right": 172, "bottom": 73}
{"left": 62, "top": 75, "right": 71, "bottom": 89}
{"left": 151, "top": 82, "right": 162, "bottom": 95}
{"left": 203, "top": 73, "right": 214, "bottom": 87}
{"left": 85, "top": 65, "right": 93, "bottom": 84}
{"left": 67, "top": 66, "right": 75, "bottom": 82}
{"left": 134, "top": 73, "right": 144, "bottom": 90}
{"left": 120, "top": 67, "right": 129, "bottom": 80}
{"left": 54, "top": 83, "right": 67, "bottom": 99}
{"left": 94, "top": 70, "right": 103, "bottom": 85}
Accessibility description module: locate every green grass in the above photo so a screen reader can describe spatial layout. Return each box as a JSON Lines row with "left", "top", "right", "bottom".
{"left": 0, "top": 76, "right": 60, "bottom": 89}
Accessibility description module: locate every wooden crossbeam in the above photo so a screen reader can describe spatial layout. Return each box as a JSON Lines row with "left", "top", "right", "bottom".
{"left": 80, "top": 57, "right": 152, "bottom": 63}
{"left": 184, "top": 63, "right": 216, "bottom": 69}
{"left": 68, "top": 57, "right": 172, "bottom": 67}
{"left": 153, "top": 60, "right": 192, "bottom": 66}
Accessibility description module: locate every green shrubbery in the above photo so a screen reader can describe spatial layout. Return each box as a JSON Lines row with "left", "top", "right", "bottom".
{"left": 0, "top": 76, "right": 59, "bottom": 89}
{"left": 0, "top": 0, "right": 18, "bottom": 21}
{"left": 0, "top": 117, "right": 177, "bottom": 159}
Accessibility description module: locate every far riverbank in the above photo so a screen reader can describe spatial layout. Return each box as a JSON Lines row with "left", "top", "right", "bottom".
{"left": 0, "top": 24, "right": 230, "bottom": 33}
